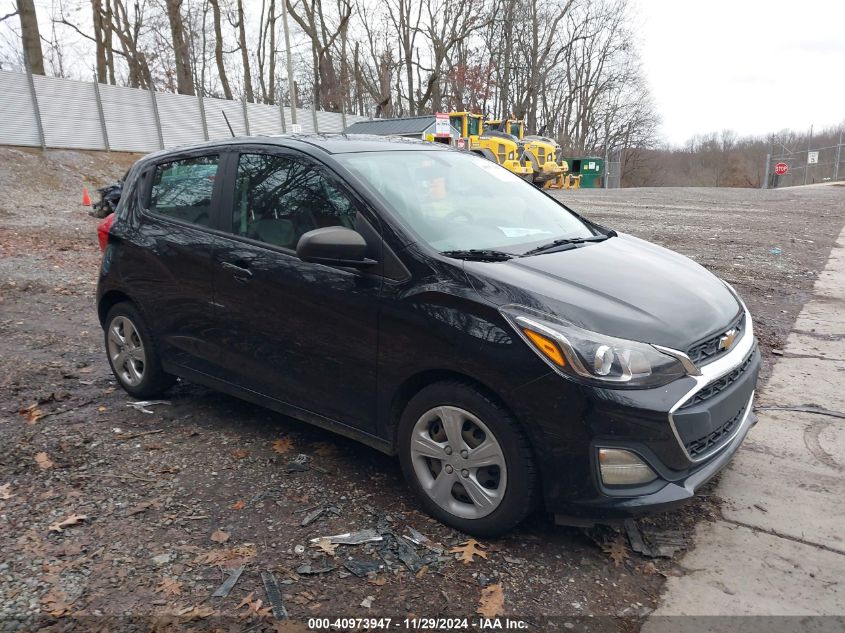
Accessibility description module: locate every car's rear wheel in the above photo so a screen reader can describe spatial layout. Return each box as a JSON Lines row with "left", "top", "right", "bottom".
{"left": 398, "top": 381, "right": 537, "bottom": 536}
{"left": 104, "top": 302, "right": 176, "bottom": 398}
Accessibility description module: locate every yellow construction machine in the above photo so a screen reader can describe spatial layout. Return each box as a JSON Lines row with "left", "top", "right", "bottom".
{"left": 448, "top": 112, "right": 533, "bottom": 182}
{"left": 487, "top": 119, "right": 580, "bottom": 189}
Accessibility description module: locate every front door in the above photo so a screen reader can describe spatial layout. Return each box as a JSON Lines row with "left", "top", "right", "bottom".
{"left": 212, "top": 149, "right": 382, "bottom": 433}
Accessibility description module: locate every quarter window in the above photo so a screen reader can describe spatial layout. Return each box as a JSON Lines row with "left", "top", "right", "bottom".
{"left": 149, "top": 155, "right": 219, "bottom": 226}
{"left": 232, "top": 153, "right": 356, "bottom": 250}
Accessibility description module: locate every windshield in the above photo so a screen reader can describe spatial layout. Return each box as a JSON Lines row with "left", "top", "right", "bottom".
{"left": 509, "top": 122, "right": 522, "bottom": 137}
{"left": 467, "top": 116, "right": 481, "bottom": 136}
{"left": 336, "top": 150, "right": 595, "bottom": 255}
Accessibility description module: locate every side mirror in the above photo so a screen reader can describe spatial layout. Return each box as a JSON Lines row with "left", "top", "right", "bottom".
{"left": 296, "top": 226, "right": 376, "bottom": 268}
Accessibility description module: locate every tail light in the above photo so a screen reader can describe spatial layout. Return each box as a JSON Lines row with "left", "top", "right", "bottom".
{"left": 97, "top": 213, "right": 115, "bottom": 252}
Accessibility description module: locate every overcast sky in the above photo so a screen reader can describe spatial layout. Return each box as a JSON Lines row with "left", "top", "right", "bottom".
{"left": 636, "top": 0, "right": 845, "bottom": 145}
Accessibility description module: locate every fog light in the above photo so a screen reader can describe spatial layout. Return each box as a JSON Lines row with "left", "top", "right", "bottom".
{"left": 598, "top": 449, "right": 657, "bottom": 486}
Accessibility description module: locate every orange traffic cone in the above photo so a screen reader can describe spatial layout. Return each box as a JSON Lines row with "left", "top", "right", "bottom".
{"left": 82, "top": 187, "right": 92, "bottom": 206}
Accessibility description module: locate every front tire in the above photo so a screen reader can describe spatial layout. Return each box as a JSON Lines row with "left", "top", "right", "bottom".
{"left": 398, "top": 382, "right": 537, "bottom": 536}
{"left": 104, "top": 302, "right": 176, "bottom": 399}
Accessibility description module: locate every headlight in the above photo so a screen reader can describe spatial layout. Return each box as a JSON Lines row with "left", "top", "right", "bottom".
{"left": 501, "top": 305, "right": 687, "bottom": 388}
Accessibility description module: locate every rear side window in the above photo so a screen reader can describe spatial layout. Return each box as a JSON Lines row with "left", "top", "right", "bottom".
{"left": 149, "top": 155, "right": 219, "bottom": 226}
{"left": 232, "top": 153, "right": 356, "bottom": 250}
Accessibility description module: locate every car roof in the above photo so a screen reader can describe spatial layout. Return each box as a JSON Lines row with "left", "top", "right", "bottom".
{"left": 141, "top": 133, "right": 450, "bottom": 162}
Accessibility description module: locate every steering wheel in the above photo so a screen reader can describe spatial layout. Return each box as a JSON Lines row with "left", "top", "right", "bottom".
{"left": 444, "top": 209, "right": 473, "bottom": 223}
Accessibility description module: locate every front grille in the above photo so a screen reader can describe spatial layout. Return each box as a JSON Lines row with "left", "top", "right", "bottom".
{"left": 685, "top": 403, "right": 746, "bottom": 459}
{"left": 681, "top": 351, "right": 754, "bottom": 408}
{"left": 687, "top": 313, "right": 745, "bottom": 366}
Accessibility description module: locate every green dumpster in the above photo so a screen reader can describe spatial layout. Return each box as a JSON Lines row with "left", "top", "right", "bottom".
{"left": 562, "top": 156, "right": 604, "bottom": 188}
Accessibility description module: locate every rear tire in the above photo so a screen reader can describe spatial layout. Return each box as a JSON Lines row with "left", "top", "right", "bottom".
{"left": 398, "top": 381, "right": 538, "bottom": 537}
{"left": 104, "top": 302, "right": 176, "bottom": 399}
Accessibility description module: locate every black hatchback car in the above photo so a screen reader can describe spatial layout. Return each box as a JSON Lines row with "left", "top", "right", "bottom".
{"left": 96, "top": 135, "right": 760, "bottom": 536}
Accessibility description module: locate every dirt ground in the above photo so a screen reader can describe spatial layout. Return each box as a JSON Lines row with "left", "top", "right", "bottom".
{"left": 1, "top": 147, "right": 843, "bottom": 632}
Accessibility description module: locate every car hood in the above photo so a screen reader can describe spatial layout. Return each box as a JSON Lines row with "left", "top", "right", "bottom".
{"left": 463, "top": 233, "right": 742, "bottom": 351}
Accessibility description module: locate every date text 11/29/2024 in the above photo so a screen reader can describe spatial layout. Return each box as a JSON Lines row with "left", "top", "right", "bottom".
{"left": 307, "top": 617, "right": 530, "bottom": 630}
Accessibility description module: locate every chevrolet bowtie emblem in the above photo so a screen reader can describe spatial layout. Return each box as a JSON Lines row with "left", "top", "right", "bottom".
{"left": 718, "top": 328, "right": 738, "bottom": 351}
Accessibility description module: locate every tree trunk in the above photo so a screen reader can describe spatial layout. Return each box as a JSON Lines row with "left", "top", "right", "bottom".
{"left": 17, "top": 0, "right": 44, "bottom": 74}
{"left": 208, "top": 0, "right": 232, "bottom": 99}
{"left": 236, "top": 0, "right": 254, "bottom": 102}
{"left": 164, "top": 0, "right": 195, "bottom": 94}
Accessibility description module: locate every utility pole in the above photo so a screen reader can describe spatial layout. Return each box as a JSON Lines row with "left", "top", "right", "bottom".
{"left": 280, "top": 0, "right": 297, "bottom": 125}
{"left": 804, "top": 124, "right": 813, "bottom": 185}
{"left": 835, "top": 130, "right": 843, "bottom": 181}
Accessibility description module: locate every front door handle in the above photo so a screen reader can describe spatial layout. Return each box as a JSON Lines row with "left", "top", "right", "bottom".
{"left": 221, "top": 260, "right": 253, "bottom": 277}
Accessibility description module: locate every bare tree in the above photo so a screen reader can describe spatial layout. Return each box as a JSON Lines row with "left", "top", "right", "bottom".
{"left": 17, "top": 0, "right": 44, "bottom": 72}
{"left": 207, "top": 0, "right": 232, "bottom": 98}
{"left": 163, "top": 0, "right": 194, "bottom": 94}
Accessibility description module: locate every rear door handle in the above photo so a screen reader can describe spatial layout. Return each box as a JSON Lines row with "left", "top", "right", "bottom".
{"left": 221, "top": 260, "right": 253, "bottom": 277}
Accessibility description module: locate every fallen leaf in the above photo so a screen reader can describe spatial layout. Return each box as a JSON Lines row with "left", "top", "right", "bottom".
{"left": 292, "top": 591, "right": 315, "bottom": 605}
{"left": 602, "top": 535, "right": 629, "bottom": 567}
{"left": 210, "top": 529, "right": 230, "bottom": 544}
{"left": 21, "top": 404, "right": 42, "bottom": 424}
{"left": 415, "top": 565, "right": 429, "bottom": 579}
{"left": 41, "top": 587, "right": 73, "bottom": 616}
{"left": 231, "top": 448, "right": 250, "bottom": 460}
{"left": 49, "top": 514, "right": 88, "bottom": 533}
{"left": 35, "top": 452, "right": 54, "bottom": 470}
{"left": 272, "top": 438, "right": 294, "bottom": 454}
{"left": 312, "top": 442, "right": 337, "bottom": 457}
{"left": 231, "top": 500, "right": 245, "bottom": 510}
{"left": 368, "top": 576, "right": 387, "bottom": 586}
{"left": 177, "top": 605, "right": 216, "bottom": 621}
{"left": 195, "top": 544, "right": 256, "bottom": 567}
{"left": 98, "top": 405, "right": 107, "bottom": 412}
{"left": 127, "top": 500, "right": 159, "bottom": 516}
{"left": 155, "top": 577, "right": 183, "bottom": 597}
{"left": 360, "top": 595, "right": 375, "bottom": 609}
{"left": 237, "top": 592, "right": 272, "bottom": 620}
{"left": 477, "top": 583, "right": 505, "bottom": 618}
{"left": 0, "top": 483, "right": 13, "bottom": 500}
{"left": 144, "top": 442, "right": 164, "bottom": 451}
{"left": 311, "top": 537, "right": 339, "bottom": 556}
{"left": 450, "top": 539, "right": 488, "bottom": 564}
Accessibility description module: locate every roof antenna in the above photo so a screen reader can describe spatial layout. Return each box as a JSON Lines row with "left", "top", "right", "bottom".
{"left": 222, "top": 110, "right": 235, "bottom": 137}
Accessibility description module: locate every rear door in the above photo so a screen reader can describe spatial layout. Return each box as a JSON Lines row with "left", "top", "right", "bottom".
{"left": 211, "top": 148, "right": 383, "bottom": 433}
{"left": 131, "top": 153, "right": 225, "bottom": 372}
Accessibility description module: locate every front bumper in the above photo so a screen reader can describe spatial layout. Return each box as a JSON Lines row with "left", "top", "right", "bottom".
{"left": 509, "top": 308, "right": 762, "bottom": 525}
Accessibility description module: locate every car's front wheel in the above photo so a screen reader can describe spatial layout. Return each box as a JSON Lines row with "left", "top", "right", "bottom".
{"left": 104, "top": 302, "right": 176, "bottom": 398}
{"left": 398, "top": 382, "right": 537, "bottom": 536}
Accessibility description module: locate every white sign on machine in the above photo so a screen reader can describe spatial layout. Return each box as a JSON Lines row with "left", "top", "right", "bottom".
{"left": 435, "top": 112, "right": 451, "bottom": 137}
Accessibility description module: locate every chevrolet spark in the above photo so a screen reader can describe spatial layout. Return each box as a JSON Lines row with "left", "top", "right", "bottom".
{"left": 96, "top": 135, "right": 760, "bottom": 536}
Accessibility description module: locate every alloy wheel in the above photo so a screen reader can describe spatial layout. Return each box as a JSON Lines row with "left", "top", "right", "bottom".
{"left": 107, "top": 315, "right": 146, "bottom": 387}
{"left": 409, "top": 406, "right": 507, "bottom": 519}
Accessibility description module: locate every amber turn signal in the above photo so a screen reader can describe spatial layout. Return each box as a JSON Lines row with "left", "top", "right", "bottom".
{"left": 522, "top": 328, "right": 566, "bottom": 367}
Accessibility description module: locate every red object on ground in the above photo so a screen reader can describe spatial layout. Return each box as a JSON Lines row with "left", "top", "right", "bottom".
{"left": 97, "top": 213, "right": 115, "bottom": 252}
{"left": 774, "top": 162, "right": 788, "bottom": 176}
{"left": 82, "top": 187, "right": 92, "bottom": 206}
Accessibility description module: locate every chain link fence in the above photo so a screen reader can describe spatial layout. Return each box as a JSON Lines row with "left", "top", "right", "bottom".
{"left": 763, "top": 134, "right": 845, "bottom": 188}
{"left": 0, "top": 69, "right": 367, "bottom": 154}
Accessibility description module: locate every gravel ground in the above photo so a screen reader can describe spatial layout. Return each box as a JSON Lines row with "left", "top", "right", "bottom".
{"left": 1, "top": 147, "right": 843, "bottom": 632}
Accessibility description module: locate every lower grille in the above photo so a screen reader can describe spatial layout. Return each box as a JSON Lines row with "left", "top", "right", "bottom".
{"left": 685, "top": 404, "right": 746, "bottom": 459}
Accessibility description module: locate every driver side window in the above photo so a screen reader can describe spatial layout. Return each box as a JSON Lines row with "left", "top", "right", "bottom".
{"left": 232, "top": 153, "right": 357, "bottom": 250}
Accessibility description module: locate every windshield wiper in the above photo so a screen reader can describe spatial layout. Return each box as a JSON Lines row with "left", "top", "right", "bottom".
{"left": 441, "top": 249, "right": 514, "bottom": 262}
{"left": 522, "top": 233, "right": 613, "bottom": 256}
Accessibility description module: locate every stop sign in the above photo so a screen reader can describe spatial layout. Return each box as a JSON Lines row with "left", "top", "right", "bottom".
{"left": 775, "top": 162, "right": 789, "bottom": 176}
